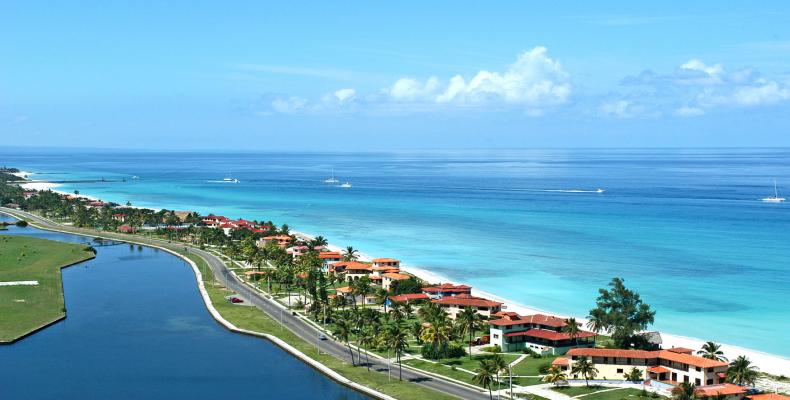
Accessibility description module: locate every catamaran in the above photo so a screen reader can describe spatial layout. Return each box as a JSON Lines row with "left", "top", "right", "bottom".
{"left": 324, "top": 168, "right": 339, "bottom": 184}
{"left": 762, "top": 180, "right": 785, "bottom": 203}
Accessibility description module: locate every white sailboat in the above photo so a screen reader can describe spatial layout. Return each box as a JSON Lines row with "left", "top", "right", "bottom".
{"left": 223, "top": 172, "right": 239, "bottom": 183}
{"left": 762, "top": 180, "right": 785, "bottom": 203}
{"left": 324, "top": 168, "right": 339, "bottom": 184}
{"left": 339, "top": 182, "right": 352, "bottom": 188}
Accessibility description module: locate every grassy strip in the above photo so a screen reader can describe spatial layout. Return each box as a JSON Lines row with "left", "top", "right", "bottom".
{"left": 179, "top": 251, "right": 459, "bottom": 400}
{"left": 510, "top": 355, "right": 557, "bottom": 377}
{"left": 0, "top": 235, "right": 94, "bottom": 341}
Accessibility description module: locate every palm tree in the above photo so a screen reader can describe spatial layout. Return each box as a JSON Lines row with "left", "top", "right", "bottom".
{"left": 332, "top": 315, "right": 356, "bottom": 366}
{"left": 343, "top": 246, "right": 359, "bottom": 261}
{"left": 357, "top": 325, "right": 375, "bottom": 370}
{"left": 353, "top": 277, "right": 373, "bottom": 308}
{"left": 563, "top": 317, "right": 580, "bottom": 346}
{"left": 542, "top": 365, "right": 568, "bottom": 386}
{"left": 457, "top": 307, "right": 483, "bottom": 359}
{"left": 571, "top": 356, "right": 598, "bottom": 387}
{"left": 311, "top": 235, "right": 328, "bottom": 248}
{"left": 672, "top": 382, "right": 698, "bottom": 400}
{"left": 383, "top": 321, "right": 410, "bottom": 380}
{"left": 727, "top": 355, "right": 758, "bottom": 386}
{"left": 374, "top": 288, "right": 389, "bottom": 313}
{"left": 401, "top": 301, "right": 414, "bottom": 319}
{"left": 473, "top": 359, "right": 497, "bottom": 400}
{"left": 491, "top": 353, "right": 509, "bottom": 397}
{"left": 697, "top": 341, "right": 728, "bottom": 362}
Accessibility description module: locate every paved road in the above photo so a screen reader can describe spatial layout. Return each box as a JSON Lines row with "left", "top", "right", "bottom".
{"left": 1, "top": 208, "right": 490, "bottom": 400}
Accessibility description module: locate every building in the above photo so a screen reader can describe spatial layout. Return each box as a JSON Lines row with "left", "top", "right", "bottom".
{"left": 372, "top": 258, "right": 400, "bottom": 269}
{"left": 319, "top": 251, "right": 343, "bottom": 265}
{"left": 488, "top": 313, "right": 596, "bottom": 354}
{"left": 202, "top": 214, "right": 230, "bottom": 227}
{"left": 747, "top": 394, "right": 790, "bottom": 400}
{"left": 388, "top": 293, "right": 429, "bottom": 304}
{"left": 371, "top": 262, "right": 400, "bottom": 279}
{"left": 382, "top": 272, "right": 411, "bottom": 291}
{"left": 563, "top": 347, "right": 729, "bottom": 386}
{"left": 257, "top": 235, "right": 292, "bottom": 248}
{"left": 695, "top": 384, "right": 749, "bottom": 400}
{"left": 432, "top": 294, "right": 502, "bottom": 319}
{"left": 343, "top": 262, "right": 373, "bottom": 282}
{"left": 112, "top": 213, "right": 127, "bottom": 222}
{"left": 422, "top": 283, "right": 472, "bottom": 299}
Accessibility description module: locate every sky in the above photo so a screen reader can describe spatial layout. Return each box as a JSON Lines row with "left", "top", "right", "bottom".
{"left": 1, "top": 1, "right": 790, "bottom": 150}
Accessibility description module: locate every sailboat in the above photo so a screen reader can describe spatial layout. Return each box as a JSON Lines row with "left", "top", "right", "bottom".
{"left": 762, "top": 180, "right": 785, "bottom": 203}
{"left": 340, "top": 181, "right": 352, "bottom": 188}
{"left": 324, "top": 168, "right": 339, "bottom": 184}
{"left": 223, "top": 172, "right": 239, "bottom": 183}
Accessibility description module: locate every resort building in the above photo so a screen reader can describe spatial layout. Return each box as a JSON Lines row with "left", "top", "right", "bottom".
{"left": 432, "top": 294, "right": 502, "bottom": 319}
{"left": 694, "top": 384, "right": 749, "bottom": 400}
{"left": 562, "top": 347, "right": 729, "bottom": 386}
{"left": 382, "top": 272, "right": 411, "bottom": 291}
{"left": 371, "top": 261, "right": 400, "bottom": 279}
{"left": 202, "top": 214, "right": 230, "bottom": 227}
{"left": 488, "top": 313, "right": 596, "bottom": 354}
{"left": 319, "top": 251, "right": 343, "bottom": 265}
{"left": 344, "top": 262, "right": 373, "bottom": 282}
{"left": 257, "top": 235, "right": 292, "bottom": 248}
{"left": 372, "top": 258, "right": 400, "bottom": 269}
{"left": 112, "top": 213, "right": 127, "bottom": 222}
{"left": 388, "top": 293, "right": 429, "bottom": 304}
{"left": 422, "top": 283, "right": 472, "bottom": 299}
{"left": 747, "top": 394, "right": 790, "bottom": 400}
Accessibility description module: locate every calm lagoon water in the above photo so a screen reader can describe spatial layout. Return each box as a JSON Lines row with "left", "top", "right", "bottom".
{"left": 2, "top": 148, "right": 789, "bottom": 356}
{"left": 0, "top": 217, "right": 368, "bottom": 400}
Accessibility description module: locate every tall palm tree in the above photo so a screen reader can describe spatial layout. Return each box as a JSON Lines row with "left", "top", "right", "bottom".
{"left": 491, "top": 353, "right": 509, "bottom": 398}
{"left": 332, "top": 315, "right": 356, "bottom": 366}
{"left": 543, "top": 365, "right": 568, "bottom": 386}
{"left": 343, "top": 246, "right": 359, "bottom": 261}
{"left": 473, "top": 359, "right": 497, "bottom": 400}
{"left": 374, "top": 288, "right": 389, "bottom": 313}
{"left": 697, "top": 341, "right": 728, "bottom": 362}
{"left": 563, "top": 317, "right": 580, "bottom": 346}
{"left": 401, "top": 301, "right": 414, "bottom": 319}
{"left": 727, "top": 355, "right": 758, "bottom": 386}
{"left": 571, "top": 356, "right": 598, "bottom": 387}
{"left": 311, "top": 235, "right": 328, "bottom": 248}
{"left": 457, "top": 307, "right": 483, "bottom": 359}
{"left": 357, "top": 325, "right": 375, "bottom": 370}
{"left": 383, "top": 321, "right": 410, "bottom": 380}
{"left": 353, "top": 277, "right": 373, "bottom": 308}
{"left": 672, "top": 382, "right": 698, "bottom": 400}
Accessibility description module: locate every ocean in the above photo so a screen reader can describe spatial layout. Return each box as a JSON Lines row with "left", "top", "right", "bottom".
{"left": 3, "top": 148, "right": 789, "bottom": 356}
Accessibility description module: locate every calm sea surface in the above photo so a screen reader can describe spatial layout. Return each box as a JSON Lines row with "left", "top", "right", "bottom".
{"left": 2, "top": 148, "right": 789, "bottom": 356}
{"left": 0, "top": 216, "right": 368, "bottom": 399}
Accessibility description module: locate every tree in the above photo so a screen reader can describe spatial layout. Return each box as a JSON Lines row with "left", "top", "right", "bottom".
{"left": 726, "top": 355, "right": 758, "bottom": 386}
{"left": 473, "top": 359, "right": 497, "bottom": 400}
{"left": 382, "top": 320, "right": 410, "bottom": 380}
{"left": 563, "top": 317, "right": 580, "bottom": 346}
{"left": 311, "top": 235, "right": 328, "bottom": 248}
{"left": 588, "top": 277, "right": 656, "bottom": 349}
{"left": 624, "top": 367, "right": 643, "bottom": 382}
{"left": 542, "top": 365, "right": 568, "bottom": 386}
{"left": 357, "top": 325, "right": 375, "bottom": 370}
{"left": 697, "top": 341, "right": 728, "bottom": 362}
{"left": 571, "top": 356, "right": 598, "bottom": 387}
{"left": 490, "top": 353, "right": 509, "bottom": 397}
{"left": 457, "top": 307, "right": 484, "bottom": 359}
{"left": 332, "top": 315, "right": 356, "bottom": 367}
{"left": 343, "top": 246, "right": 359, "bottom": 261}
{"left": 672, "top": 382, "right": 698, "bottom": 400}
{"left": 352, "top": 276, "right": 373, "bottom": 308}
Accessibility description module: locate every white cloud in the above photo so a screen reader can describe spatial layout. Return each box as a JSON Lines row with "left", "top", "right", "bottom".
{"left": 731, "top": 81, "right": 790, "bottom": 106}
{"left": 385, "top": 47, "right": 571, "bottom": 108}
{"left": 680, "top": 59, "right": 723, "bottom": 77}
{"left": 270, "top": 96, "right": 308, "bottom": 114}
{"left": 675, "top": 106, "right": 705, "bottom": 117}
{"left": 599, "top": 100, "right": 656, "bottom": 119}
{"left": 333, "top": 88, "right": 356, "bottom": 103}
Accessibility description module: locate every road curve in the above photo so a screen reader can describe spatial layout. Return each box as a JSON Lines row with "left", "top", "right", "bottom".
{"left": 0, "top": 207, "right": 490, "bottom": 400}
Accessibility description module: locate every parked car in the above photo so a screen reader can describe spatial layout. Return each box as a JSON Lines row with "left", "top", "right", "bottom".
{"left": 229, "top": 297, "right": 243, "bottom": 303}
{"left": 318, "top": 334, "right": 327, "bottom": 341}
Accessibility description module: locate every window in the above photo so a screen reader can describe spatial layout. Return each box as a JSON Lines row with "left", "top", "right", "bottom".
{"left": 696, "top": 367, "right": 701, "bottom": 372}
{"left": 695, "top": 379, "right": 701, "bottom": 385}
{"left": 707, "top": 367, "right": 714, "bottom": 372}
{"left": 627, "top": 358, "right": 632, "bottom": 365}
{"left": 684, "top": 375, "right": 689, "bottom": 383}
{"left": 707, "top": 379, "right": 713, "bottom": 385}
{"left": 603, "top": 357, "right": 609, "bottom": 363}
{"left": 617, "top": 368, "right": 624, "bottom": 373}
{"left": 493, "top": 334, "right": 499, "bottom": 339}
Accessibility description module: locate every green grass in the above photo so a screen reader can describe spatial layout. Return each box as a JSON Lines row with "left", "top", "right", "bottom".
{"left": 551, "top": 385, "right": 613, "bottom": 397}
{"left": 402, "top": 358, "right": 482, "bottom": 385}
{"left": 511, "top": 354, "right": 557, "bottom": 376}
{"left": 576, "top": 387, "right": 658, "bottom": 400}
{"left": 0, "top": 235, "right": 95, "bottom": 342}
{"left": 439, "top": 353, "right": 520, "bottom": 372}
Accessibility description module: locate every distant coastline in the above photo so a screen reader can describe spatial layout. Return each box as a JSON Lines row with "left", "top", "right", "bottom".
{"left": 14, "top": 169, "right": 790, "bottom": 376}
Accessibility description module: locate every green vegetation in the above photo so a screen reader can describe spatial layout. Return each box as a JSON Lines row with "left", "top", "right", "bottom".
{"left": 0, "top": 235, "right": 95, "bottom": 342}
{"left": 552, "top": 385, "right": 609, "bottom": 397}
{"left": 511, "top": 355, "right": 557, "bottom": 376}
{"left": 587, "top": 277, "right": 656, "bottom": 349}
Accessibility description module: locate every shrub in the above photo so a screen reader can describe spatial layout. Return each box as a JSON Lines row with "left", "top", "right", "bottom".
{"left": 421, "top": 343, "right": 466, "bottom": 359}
{"left": 481, "top": 345, "right": 501, "bottom": 353}
{"left": 15, "top": 220, "right": 28, "bottom": 227}
{"left": 538, "top": 362, "right": 552, "bottom": 374}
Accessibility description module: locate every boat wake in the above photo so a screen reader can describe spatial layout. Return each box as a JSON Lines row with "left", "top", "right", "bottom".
{"left": 522, "top": 188, "right": 605, "bottom": 194}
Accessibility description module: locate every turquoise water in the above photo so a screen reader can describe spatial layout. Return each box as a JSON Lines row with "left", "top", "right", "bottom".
{"left": 3, "top": 148, "right": 789, "bottom": 356}
{"left": 0, "top": 215, "right": 368, "bottom": 399}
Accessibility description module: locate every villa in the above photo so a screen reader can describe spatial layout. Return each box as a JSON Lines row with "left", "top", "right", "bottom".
{"left": 202, "top": 214, "right": 229, "bottom": 227}
{"left": 329, "top": 261, "right": 373, "bottom": 281}
{"left": 488, "top": 313, "right": 596, "bottom": 354}
{"left": 432, "top": 294, "right": 503, "bottom": 319}
{"left": 257, "top": 235, "right": 292, "bottom": 248}
{"left": 372, "top": 258, "right": 400, "bottom": 269}
{"left": 319, "top": 251, "right": 343, "bottom": 265}
{"left": 382, "top": 272, "right": 411, "bottom": 291}
{"left": 422, "top": 283, "right": 472, "bottom": 299}
{"left": 388, "top": 293, "right": 429, "bottom": 304}
{"left": 112, "top": 213, "right": 127, "bottom": 222}
{"left": 561, "top": 347, "right": 730, "bottom": 386}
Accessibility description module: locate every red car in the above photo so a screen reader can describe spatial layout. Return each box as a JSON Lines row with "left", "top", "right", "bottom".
{"left": 229, "top": 297, "right": 244, "bottom": 304}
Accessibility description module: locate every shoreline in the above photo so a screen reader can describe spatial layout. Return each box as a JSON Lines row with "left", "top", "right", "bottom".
{"left": 15, "top": 171, "right": 790, "bottom": 375}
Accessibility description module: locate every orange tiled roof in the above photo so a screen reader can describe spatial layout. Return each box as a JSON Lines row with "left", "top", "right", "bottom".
{"left": 335, "top": 286, "right": 353, "bottom": 294}
{"left": 382, "top": 272, "right": 411, "bottom": 280}
{"left": 319, "top": 251, "right": 342, "bottom": 259}
{"left": 489, "top": 313, "right": 569, "bottom": 328}
{"left": 695, "top": 384, "right": 748, "bottom": 397}
{"left": 748, "top": 394, "right": 790, "bottom": 400}
{"left": 372, "top": 258, "right": 400, "bottom": 263}
{"left": 552, "top": 357, "right": 569, "bottom": 366}
{"left": 432, "top": 294, "right": 502, "bottom": 308}
{"left": 504, "top": 329, "right": 596, "bottom": 341}
{"left": 390, "top": 293, "right": 429, "bottom": 302}
{"left": 566, "top": 348, "right": 729, "bottom": 368}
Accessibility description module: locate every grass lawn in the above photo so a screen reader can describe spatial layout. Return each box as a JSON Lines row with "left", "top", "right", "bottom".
{"left": 402, "top": 358, "right": 481, "bottom": 384}
{"left": 581, "top": 388, "right": 659, "bottom": 400}
{"left": 511, "top": 354, "right": 557, "bottom": 376}
{"left": 439, "top": 353, "right": 521, "bottom": 371}
{"left": 179, "top": 252, "right": 459, "bottom": 400}
{"left": 552, "top": 385, "right": 620, "bottom": 397}
{"left": 0, "top": 235, "right": 95, "bottom": 342}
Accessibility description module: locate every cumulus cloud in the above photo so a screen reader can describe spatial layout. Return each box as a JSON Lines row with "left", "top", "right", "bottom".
{"left": 384, "top": 47, "right": 571, "bottom": 108}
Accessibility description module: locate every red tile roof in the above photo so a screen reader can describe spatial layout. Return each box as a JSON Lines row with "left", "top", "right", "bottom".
{"left": 389, "top": 293, "right": 429, "bottom": 302}
{"left": 666, "top": 347, "right": 694, "bottom": 354}
{"left": 647, "top": 366, "right": 670, "bottom": 374}
{"left": 383, "top": 272, "right": 411, "bottom": 280}
{"left": 422, "top": 283, "right": 472, "bottom": 293}
{"left": 335, "top": 286, "right": 353, "bottom": 294}
{"left": 372, "top": 258, "right": 400, "bottom": 263}
{"left": 432, "top": 294, "right": 502, "bottom": 308}
{"left": 748, "top": 394, "right": 790, "bottom": 400}
{"left": 342, "top": 262, "right": 372, "bottom": 271}
{"left": 566, "top": 348, "right": 729, "bottom": 368}
{"left": 489, "top": 313, "right": 569, "bottom": 328}
{"left": 319, "top": 251, "right": 342, "bottom": 259}
{"left": 504, "top": 329, "right": 596, "bottom": 341}
{"left": 695, "top": 384, "right": 748, "bottom": 397}
{"left": 552, "top": 357, "right": 569, "bottom": 366}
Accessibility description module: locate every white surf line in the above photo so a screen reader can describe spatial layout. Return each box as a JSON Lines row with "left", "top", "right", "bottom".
{"left": 0, "top": 281, "right": 39, "bottom": 286}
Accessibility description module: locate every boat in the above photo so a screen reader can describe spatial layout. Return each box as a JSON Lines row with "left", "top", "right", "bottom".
{"left": 762, "top": 180, "right": 785, "bottom": 203}
{"left": 339, "top": 182, "right": 352, "bottom": 188}
{"left": 596, "top": 188, "right": 605, "bottom": 193}
{"left": 324, "top": 168, "right": 339, "bottom": 184}
{"left": 223, "top": 177, "right": 240, "bottom": 183}
{"left": 131, "top": 176, "right": 140, "bottom": 180}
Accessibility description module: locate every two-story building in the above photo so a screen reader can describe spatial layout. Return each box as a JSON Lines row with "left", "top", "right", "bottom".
{"left": 488, "top": 313, "right": 596, "bottom": 354}
{"left": 432, "top": 294, "right": 502, "bottom": 319}
{"left": 382, "top": 272, "right": 411, "bottom": 291}
{"left": 318, "top": 251, "right": 343, "bottom": 266}
{"left": 422, "top": 283, "right": 472, "bottom": 299}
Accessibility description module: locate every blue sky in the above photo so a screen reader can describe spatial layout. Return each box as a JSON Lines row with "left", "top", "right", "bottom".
{"left": 1, "top": 2, "right": 790, "bottom": 150}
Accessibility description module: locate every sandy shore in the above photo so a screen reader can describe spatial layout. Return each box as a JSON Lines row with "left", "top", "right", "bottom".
{"left": 15, "top": 178, "right": 790, "bottom": 375}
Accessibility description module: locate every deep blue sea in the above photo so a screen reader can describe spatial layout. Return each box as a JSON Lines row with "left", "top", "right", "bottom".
{"left": 0, "top": 215, "right": 368, "bottom": 399}
{"left": 3, "top": 148, "right": 789, "bottom": 356}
